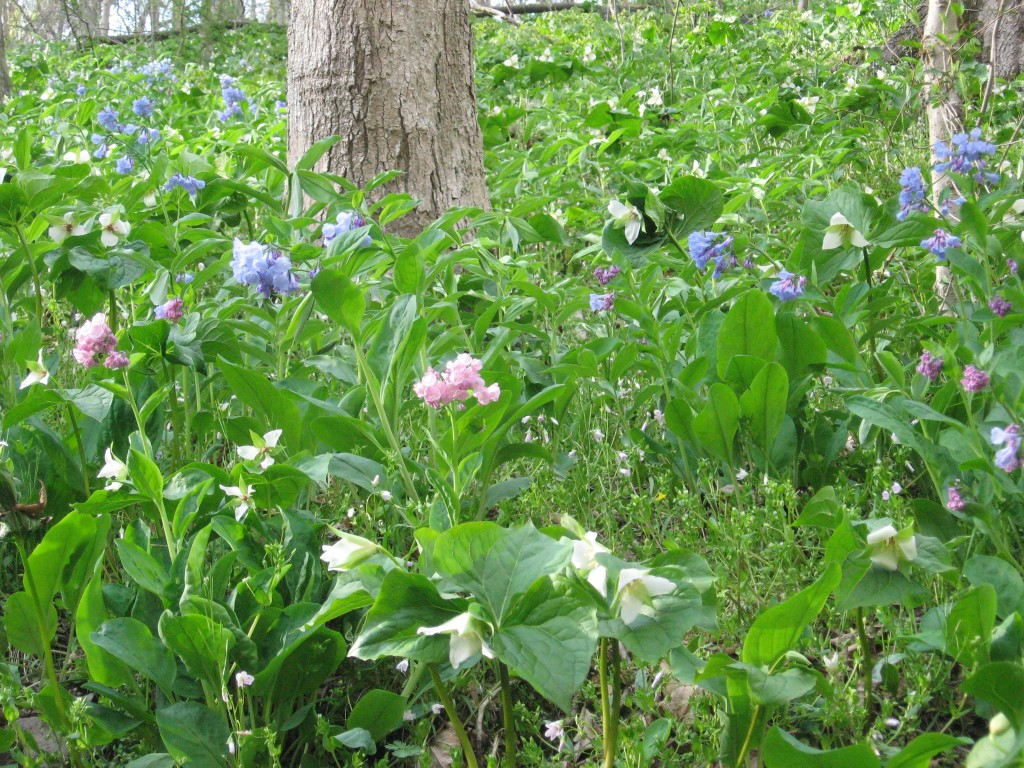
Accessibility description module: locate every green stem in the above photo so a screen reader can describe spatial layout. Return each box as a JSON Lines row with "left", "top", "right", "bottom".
{"left": 857, "top": 607, "right": 874, "bottom": 733}
{"left": 160, "top": 358, "right": 183, "bottom": 469}
{"left": 499, "top": 663, "right": 517, "bottom": 768}
{"left": 352, "top": 343, "right": 420, "bottom": 503}
{"left": 428, "top": 664, "right": 478, "bottom": 768}
{"left": 602, "top": 639, "right": 622, "bottom": 768}
{"left": 66, "top": 405, "right": 91, "bottom": 497}
{"left": 122, "top": 372, "right": 178, "bottom": 560}
{"left": 14, "top": 222, "right": 44, "bottom": 323}
{"left": 599, "top": 638, "right": 610, "bottom": 757}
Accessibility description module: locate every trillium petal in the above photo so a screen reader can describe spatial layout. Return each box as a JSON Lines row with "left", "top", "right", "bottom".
{"left": 869, "top": 547, "right": 900, "bottom": 571}
{"left": 263, "top": 429, "right": 283, "bottom": 447}
{"left": 821, "top": 230, "right": 844, "bottom": 250}
{"left": 101, "top": 230, "right": 119, "bottom": 247}
{"left": 608, "top": 200, "right": 629, "bottom": 218}
{"left": 865, "top": 525, "right": 898, "bottom": 546}
{"left": 625, "top": 219, "right": 642, "bottom": 244}
{"left": 850, "top": 229, "right": 870, "bottom": 248}
{"left": 237, "top": 445, "right": 260, "bottom": 461}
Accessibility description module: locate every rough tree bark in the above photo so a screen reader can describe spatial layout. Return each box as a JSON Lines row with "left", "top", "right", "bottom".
{"left": 924, "top": 0, "right": 961, "bottom": 312}
{"left": 287, "top": 0, "right": 490, "bottom": 236}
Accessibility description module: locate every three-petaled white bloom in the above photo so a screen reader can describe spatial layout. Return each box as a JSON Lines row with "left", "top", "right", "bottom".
{"left": 608, "top": 200, "right": 644, "bottom": 245}
{"left": 822, "top": 212, "right": 869, "bottom": 251}
{"left": 98, "top": 447, "right": 129, "bottom": 491}
{"left": 615, "top": 567, "right": 676, "bottom": 625}
{"left": 236, "top": 429, "right": 282, "bottom": 470}
{"left": 19, "top": 350, "right": 50, "bottom": 390}
{"left": 570, "top": 531, "right": 611, "bottom": 596}
{"left": 417, "top": 612, "right": 495, "bottom": 670}
{"left": 99, "top": 212, "right": 130, "bottom": 247}
{"left": 320, "top": 531, "right": 379, "bottom": 572}
{"left": 220, "top": 479, "right": 253, "bottom": 522}
{"left": 865, "top": 524, "right": 917, "bottom": 571}
{"left": 49, "top": 212, "right": 87, "bottom": 244}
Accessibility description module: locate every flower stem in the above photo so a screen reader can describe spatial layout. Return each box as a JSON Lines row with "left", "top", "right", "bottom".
{"left": 857, "top": 607, "right": 874, "bottom": 733}
{"left": 599, "top": 638, "right": 611, "bottom": 763}
{"left": 14, "top": 222, "right": 44, "bottom": 324}
{"left": 65, "top": 405, "right": 91, "bottom": 498}
{"left": 605, "top": 641, "right": 622, "bottom": 768}
{"left": 499, "top": 662, "right": 518, "bottom": 768}
{"left": 427, "top": 664, "right": 478, "bottom": 768}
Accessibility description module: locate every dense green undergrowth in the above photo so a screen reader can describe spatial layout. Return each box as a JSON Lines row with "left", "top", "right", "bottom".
{"left": 0, "top": 2, "right": 1023, "bottom": 766}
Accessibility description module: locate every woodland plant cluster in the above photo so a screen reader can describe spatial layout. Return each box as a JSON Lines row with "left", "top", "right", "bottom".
{"left": 0, "top": 2, "right": 1023, "bottom": 767}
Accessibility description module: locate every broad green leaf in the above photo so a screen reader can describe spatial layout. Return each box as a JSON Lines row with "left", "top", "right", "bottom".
{"left": 311, "top": 269, "right": 365, "bottom": 339}
{"left": 347, "top": 689, "right": 407, "bottom": 744}
{"left": 693, "top": 383, "right": 740, "bottom": 466}
{"left": 158, "top": 612, "right": 235, "bottom": 692}
{"left": 962, "top": 662, "right": 1024, "bottom": 730}
{"left": 156, "top": 702, "right": 230, "bottom": 768}
{"left": 763, "top": 727, "right": 880, "bottom": 768}
{"left": 4, "top": 591, "right": 57, "bottom": 657}
{"left": 491, "top": 577, "right": 597, "bottom": 711}
{"left": 887, "top": 733, "right": 971, "bottom": 768}
{"left": 964, "top": 556, "right": 1024, "bottom": 619}
{"left": 740, "top": 363, "right": 788, "bottom": 454}
{"left": 717, "top": 291, "right": 777, "bottom": 379}
{"left": 432, "top": 522, "right": 572, "bottom": 623}
{"left": 742, "top": 564, "right": 840, "bottom": 667}
{"left": 91, "top": 618, "right": 177, "bottom": 694}
{"left": 945, "top": 585, "right": 997, "bottom": 668}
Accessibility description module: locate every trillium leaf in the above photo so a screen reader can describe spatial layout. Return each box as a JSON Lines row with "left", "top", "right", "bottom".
{"left": 431, "top": 522, "right": 573, "bottom": 624}
{"left": 491, "top": 577, "right": 597, "bottom": 712}
{"left": 762, "top": 727, "right": 880, "bottom": 768}
{"left": 155, "top": 702, "right": 230, "bottom": 768}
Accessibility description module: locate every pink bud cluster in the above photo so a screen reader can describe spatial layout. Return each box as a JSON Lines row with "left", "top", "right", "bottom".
{"left": 414, "top": 353, "right": 500, "bottom": 409}
{"left": 73, "top": 313, "right": 128, "bottom": 369}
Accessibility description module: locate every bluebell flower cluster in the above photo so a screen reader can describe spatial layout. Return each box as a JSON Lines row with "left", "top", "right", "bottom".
{"left": 132, "top": 96, "right": 155, "bottom": 118}
{"left": 934, "top": 128, "right": 999, "bottom": 183}
{"left": 769, "top": 270, "right": 807, "bottom": 301}
{"left": 165, "top": 173, "right": 206, "bottom": 199}
{"left": 218, "top": 75, "right": 247, "bottom": 122}
{"left": 688, "top": 230, "right": 736, "bottom": 279}
{"left": 921, "top": 228, "right": 961, "bottom": 259}
{"left": 897, "top": 167, "right": 929, "bottom": 220}
{"left": 139, "top": 58, "right": 175, "bottom": 83}
{"left": 231, "top": 239, "right": 300, "bottom": 298}
{"left": 116, "top": 156, "right": 135, "bottom": 174}
{"left": 323, "top": 211, "right": 368, "bottom": 244}
{"left": 97, "top": 107, "right": 121, "bottom": 132}
{"left": 274, "top": 100, "right": 288, "bottom": 114}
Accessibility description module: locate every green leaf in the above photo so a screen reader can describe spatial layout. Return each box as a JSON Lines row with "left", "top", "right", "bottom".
{"left": 964, "top": 556, "right": 1024, "bottom": 619}
{"left": 962, "top": 662, "right": 1024, "bottom": 730}
{"left": 155, "top": 702, "right": 230, "bottom": 768}
{"left": 717, "top": 291, "right": 778, "bottom": 379}
{"left": 91, "top": 618, "right": 176, "bottom": 694}
{"left": 659, "top": 176, "right": 724, "bottom": 239}
{"left": 491, "top": 577, "right": 598, "bottom": 711}
{"left": 886, "top": 733, "right": 971, "bottom": 768}
{"left": 742, "top": 564, "right": 840, "bottom": 667}
{"left": 945, "top": 585, "right": 997, "bottom": 667}
{"left": 128, "top": 449, "right": 164, "bottom": 505}
{"left": 762, "top": 727, "right": 880, "bottom": 768}
{"left": 432, "top": 523, "right": 572, "bottom": 624}
{"left": 349, "top": 570, "right": 463, "bottom": 663}
{"left": 693, "top": 383, "right": 740, "bottom": 466}
{"left": 158, "top": 612, "right": 235, "bottom": 692}
{"left": 4, "top": 591, "right": 57, "bottom": 657}
{"left": 740, "top": 363, "right": 789, "bottom": 454}
{"left": 115, "top": 539, "right": 169, "bottom": 599}
{"left": 347, "top": 689, "right": 407, "bottom": 744}
{"left": 311, "top": 269, "right": 365, "bottom": 339}
{"left": 295, "top": 135, "right": 342, "bottom": 171}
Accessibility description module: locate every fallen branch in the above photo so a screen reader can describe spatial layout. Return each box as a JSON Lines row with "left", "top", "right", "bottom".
{"left": 93, "top": 19, "right": 281, "bottom": 45}
{"left": 470, "top": 1, "right": 521, "bottom": 25}
{"left": 471, "top": 1, "right": 603, "bottom": 17}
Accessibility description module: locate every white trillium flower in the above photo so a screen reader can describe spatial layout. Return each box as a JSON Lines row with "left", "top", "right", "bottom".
{"left": 49, "top": 212, "right": 87, "bottom": 244}
{"left": 320, "top": 531, "right": 379, "bottom": 571}
{"left": 220, "top": 480, "right": 253, "bottom": 522}
{"left": 570, "top": 531, "right": 611, "bottom": 596}
{"left": 98, "top": 448, "right": 129, "bottom": 491}
{"left": 615, "top": 567, "right": 676, "bottom": 625}
{"left": 19, "top": 350, "right": 50, "bottom": 390}
{"left": 608, "top": 200, "right": 644, "bottom": 245}
{"left": 822, "top": 212, "right": 869, "bottom": 251}
{"left": 99, "top": 212, "right": 130, "bottom": 247}
{"left": 417, "top": 612, "right": 495, "bottom": 670}
{"left": 236, "top": 429, "right": 282, "bottom": 470}
{"left": 865, "top": 524, "right": 917, "bottom": 571}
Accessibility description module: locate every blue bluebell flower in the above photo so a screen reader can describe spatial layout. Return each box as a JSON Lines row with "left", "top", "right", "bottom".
{"left": 132, "top": 96, "right": 155, "bottom": 117}
{"left": 176, "top": 272, "right": 195, "bottom": 284}
{"left": 231, "top": 239, "right": 300, "bottom": 297}
{"left": 138, "top": 127, "right": 161, "bottom": 146}
{"left": 589, "top": 292, "right": 615, "bottom": 312}
{"left": 323, "top": 211, "right": 369, "bottom": 244}
{"left": 897, "top": 167, "right": 928, "bottom": 220}
{"left": 688, "top": 230, "right": 736, "bottom": 279}
{"left": 920, "top": 228, "right": 961, "bottom": 259}
{"left": 218, "top": 103, "right": 243, "bottom": 122}
{"left": 274, "top": 100, "right": 287, "bottom": 113}
{"left": 97, "top": 107, "right": 121, "bottom": 132}
{"left": 769, "top": 270, "right": 807, "bottom": 301}
{"left": 934, "top": 128, "right": 998, "bottom": 182}
{"left": 165, "top": 173, "right": 206, "bottom": 199}
{"left": 76, "top": 84, "right": 87, "bottom": 96}
{"left": 116, "top": 156, "right": 135, "bottom": 174}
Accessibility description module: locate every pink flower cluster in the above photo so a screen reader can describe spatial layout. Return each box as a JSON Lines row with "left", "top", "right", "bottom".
{"left": 414, "top": 354, "right": 500, "bottom": 409}
{"left": 73, "top": 313, "right": 128, "bottom": 369}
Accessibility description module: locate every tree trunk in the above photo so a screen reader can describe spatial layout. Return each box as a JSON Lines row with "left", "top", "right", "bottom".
{"left": 978, "top": 0, "right": 1024, "bottom": 80}
{"left": 0, "top": 0, "right": 11, "bottom": 100}
{"left": 924, "top": 0, "right": 961, "bottom": 313}
{"left": 798, "top": 0, "right": 809, "bottom": 11}
{"left": 287, "top": 0, "right": 490, "bottom": 236}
